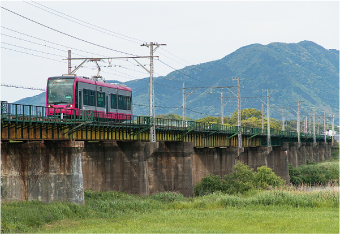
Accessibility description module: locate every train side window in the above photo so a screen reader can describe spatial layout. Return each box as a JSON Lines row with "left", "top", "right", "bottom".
{"left": 89, "top": 91, "right": 95, "bottom": 106}
{"left": 127, "top": 97, "right": 131, "bottom": 110}
{"left": 83, "top": 89, "right": 89, "bottom": 105}
{"left": 123, "top": 96, "right": 127, "bottom": 110}
{"left": 111, "top": 94, "right": 117, "bottom": 109}
{"left": 97, "top": 91, "right": 105, "bottom": 107}
{"left": 118, "top": 95, "right": 124, "bottom": 110}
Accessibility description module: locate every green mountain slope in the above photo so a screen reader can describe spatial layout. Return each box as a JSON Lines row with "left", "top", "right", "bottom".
{"left": 14, "top": 41, "right": 339, "bottom": 122}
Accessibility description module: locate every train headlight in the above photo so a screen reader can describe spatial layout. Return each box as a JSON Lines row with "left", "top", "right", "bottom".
{"left": 48, "top": 105, "right": 50, "bottom": 107}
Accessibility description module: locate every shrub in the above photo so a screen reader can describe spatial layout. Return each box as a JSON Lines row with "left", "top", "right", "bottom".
{"left": 289, "top": 160, "right": 339, "bottom": 186}
{"left": 194, "top": 173, "right": 224, "bottom": 197}
{"left": 224, "top": 162, "right": 255, "bottom": 194}
{"left": 194, "top": 161, "right": 286, "bottom": 196}
{"left": 254, "top": 166, "right": 286, "bottom": 189}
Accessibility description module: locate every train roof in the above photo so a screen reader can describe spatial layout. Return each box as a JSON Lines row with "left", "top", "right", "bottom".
{"left": 48, "top": 76, "right": 131, "bottom": 91}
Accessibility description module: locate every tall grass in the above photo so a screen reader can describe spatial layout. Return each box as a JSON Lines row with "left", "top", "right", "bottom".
{"left": 289, "top": 150, "right": 339, "bottom": 186}
{"left": 2, "top": 189, "right": 338, "bottom": 233}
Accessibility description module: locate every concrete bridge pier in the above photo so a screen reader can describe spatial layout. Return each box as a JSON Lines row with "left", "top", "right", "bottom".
{"left": 1, "top": 141, "right": 333, "bottom": 202}
{"left": 1, "top": 141, "right": 85, "bottom": 204}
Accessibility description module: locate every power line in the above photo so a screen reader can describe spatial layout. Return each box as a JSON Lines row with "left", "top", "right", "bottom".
{"left": 133, "top": 103, "right": 181, "bottom": 109}
{"left": 158, "top": 59, "right": 212, "bottom": 85}
{"left": 159, "top": 47, "right": 191, "bottom": 65}
{"left": 26, "top": 1, "right": 144, "bottom": 44}
{"left": 1, "top": 33, "right": 86, "bottom": 57}
{"left": 1, "top": 6, "right": 138, "bottom": 56}
{"left": 2, "top": 42, "right": 65, "bottom": 58}
{"left": 1, "top": 26, "right": 98, "bottom": 56}
{"left": 2, "top": 27, "right": 152, "bottom": 78}
{"left": 1, "top": 46, "right": 66, "bottom": 62}
{"left": 27, "top": 1, "right": 194, "bottom": 68}
{"left": 1, "top": 83, "right": 46, "bottom": 91}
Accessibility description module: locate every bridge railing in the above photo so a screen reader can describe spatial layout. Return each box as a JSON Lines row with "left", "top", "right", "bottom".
{"left": 1, "top": 101, "right": 332, "bottom": 141}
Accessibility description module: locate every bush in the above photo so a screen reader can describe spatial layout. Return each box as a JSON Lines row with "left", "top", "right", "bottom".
{"left": 254, "top": 166, "right": 286, "bottom": 189}
{"left": 289, "top": 160, "right": 339, "bottom": 186}
{"left": 194, "top": 173, "right": 224, "bottom": 197}
{"left": 224, "top": 162, "right": 255, "bottom": 194}
{"left": 194, "top": 162, "right": 286, "bottom": 196}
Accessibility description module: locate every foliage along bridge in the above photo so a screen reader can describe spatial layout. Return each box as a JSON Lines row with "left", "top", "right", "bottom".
{"left": 1, "top": 101, "right": 331, "bottom": 147}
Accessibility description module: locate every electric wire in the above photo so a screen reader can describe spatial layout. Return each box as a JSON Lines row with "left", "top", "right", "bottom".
{"left": 26, "top": 0, "right": 144, "bottom": 44}
{"left": 2, "top": 26, "right": 103, "bottom": 56}
{"left": 27, "top": 1, "right": 195, "bottom": 68}
{"left": 2, "top": 27, "right": 153, "bottom": 78}
{"left": 1, "top": 6, "right": 139, "bottom": 56}
{"left": 1, "top": 33, "right": 86, "bottom": 57}
{"left": 2, "top": 42, "right": 66, "bottom": 58}
{"left": 158, "top": 59, "right": 212, "bottom": 85}
{"left": 159, "top": 47, "right": 191, "bottom": 65}
{"left": 1, "top": 46, "right": 66, "bottom": 62}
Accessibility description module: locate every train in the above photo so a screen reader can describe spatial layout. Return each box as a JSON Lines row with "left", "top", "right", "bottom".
{"left": 46, "top": 75, "right": 132, "bottom": 120}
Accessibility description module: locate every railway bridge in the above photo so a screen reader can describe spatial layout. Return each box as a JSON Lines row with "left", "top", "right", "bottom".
{"left": 1, "top": 101, "right": 334, "bottom": 204}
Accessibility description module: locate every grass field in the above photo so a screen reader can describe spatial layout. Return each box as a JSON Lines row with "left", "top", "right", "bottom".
{"left": 2, "top": 150, "right": 339, "bottom": 233}
{"left": 38, "top": 206, "right": 338, "bottom": 233}
{"left": 2, "top": 189, "right": 339, "bottom": 233}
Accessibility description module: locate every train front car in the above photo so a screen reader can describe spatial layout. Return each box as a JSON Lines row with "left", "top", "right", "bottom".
{"left": 46, "top": 76, "right": 132, "bottom": 121}
{"left": 46, "top": 76, "right": 77, "bottom": 117}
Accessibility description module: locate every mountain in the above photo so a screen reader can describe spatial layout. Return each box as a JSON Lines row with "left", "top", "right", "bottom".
{"left": 14, "top": 41, "right": 339, "bottom": 122}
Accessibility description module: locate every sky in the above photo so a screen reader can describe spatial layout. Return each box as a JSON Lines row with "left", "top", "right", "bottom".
{"left": 1, "top": 0, "right": 339, "bottom": 103}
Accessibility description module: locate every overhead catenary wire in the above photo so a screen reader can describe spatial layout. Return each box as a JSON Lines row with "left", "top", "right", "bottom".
{"left": 158, "top": 59, "right": 212, "bottom": 85}
{"left": 1, "top": 6, "right": 139, "bottom": 57}
{"left": 1, "top": 33, "right": 86, "bottom": 57}
{"left": 26, "top": 1, "right": 194, "bottom": 67}
{"left": 1, "top": 27, "right": 154, "bottom": 79}
{"left": 26, "top": 0, "right": 144, "bottom": 44}
{"left": 1, "top": 46, "right": 66, "bottom": 63}
{"left": 1, "top": 42, "right": 66, "bottom": 58}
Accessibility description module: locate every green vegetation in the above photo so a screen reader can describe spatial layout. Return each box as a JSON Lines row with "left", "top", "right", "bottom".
{"left": 2, "top": 154, "right": 339, "bottom": 233}
{"left": 2, "top": 189, "right": 338, "bottom": 233}
{"left": 156, "top": 113, "right": 194, "bottom": 121}
{"left": 194, "top": 161, "right": 286, "bottom": 196}
{"left": 289, "top": 149, "right": 339, "bottom": 186}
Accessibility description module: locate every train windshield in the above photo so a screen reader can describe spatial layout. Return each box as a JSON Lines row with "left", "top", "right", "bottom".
{"left": 47, "top": 78, "right": 74, "bottom": 104}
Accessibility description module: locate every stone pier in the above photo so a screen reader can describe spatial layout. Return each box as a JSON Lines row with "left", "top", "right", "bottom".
{"left": 1, "top": 141, "right": 333, "bottom": 202}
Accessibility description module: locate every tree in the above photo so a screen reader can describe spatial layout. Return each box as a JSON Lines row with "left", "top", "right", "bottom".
{"left": 156, "top": 113, "right": 194, "bottom": 121}
{"left": 196, "top": 116, "right": 220, "bottom": 123}
{"left": 229, "top": 108, "right": 262, "bottom": 125}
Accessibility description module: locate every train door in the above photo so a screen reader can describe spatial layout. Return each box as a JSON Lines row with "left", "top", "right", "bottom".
{"left": 79, "top": 90, "right": 82, "bottom": 110}
{"left": 105, "top": 95, "right": 108, "bottom": 114}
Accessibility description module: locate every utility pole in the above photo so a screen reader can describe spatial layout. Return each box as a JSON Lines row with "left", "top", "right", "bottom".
{"left": 262, "top": 104, "right": 264, "bottom": 133}
{"left": 141, "top": 42, "right": 166, "bottom": 142}
{"left": 181, "top": 83, "right": 196, "bottom": 126}
{"left": 281, "top": 109, "right": 285, "bottom": 131}
{"left": 267, "top": 89, "right": 270, "bottom": 147}
{"left": 305, "top": 116, "right": 308, "bottom": 134}
{"left": 232, "top": 77, "right": 242, "bottom": 148}
{"left": 323, "top": 111, "right": 326, "bottom": 143}
{"left": 219, "top": 92, "right": 232, "bottom": 130}
{"left": 68, "top": 50, "right": 71, "bottom": 75}
{"left": 183, "top": 83, "right": 185, "bottom": 125}
{"left": 313, "top": 109, "right": 316, "bottom": 143}
{"left": 264, "top": 89, "right": 270, "bottom": 147}
{"left": 332, "top": 114, "right": 334, "bottom": 145}
{"left": 294, "top": 101, "right": 304, "bottom": 143}
{"left": 221, "top": 92, "right": 224, "bottom": 127}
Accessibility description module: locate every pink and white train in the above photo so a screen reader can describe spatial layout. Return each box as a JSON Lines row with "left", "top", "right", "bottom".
{"left": 46, "top": 76, "right": 132, "bottom": 120}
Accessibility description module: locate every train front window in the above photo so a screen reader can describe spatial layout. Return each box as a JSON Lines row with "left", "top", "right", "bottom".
{"left": 47, "top": 78, "right": 74, "bottom": 104}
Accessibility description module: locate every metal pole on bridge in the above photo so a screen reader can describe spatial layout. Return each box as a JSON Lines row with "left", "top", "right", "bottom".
{"left": 313, "top": 110, "right": 316, "bottom": 143}
{"left": 141, "top": 42, "right": 166, "bottom": 142}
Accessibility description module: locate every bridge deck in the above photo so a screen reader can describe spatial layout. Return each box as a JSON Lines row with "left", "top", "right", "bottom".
{"left": 1, "top": 102, "right": 330, "bottom": 147}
